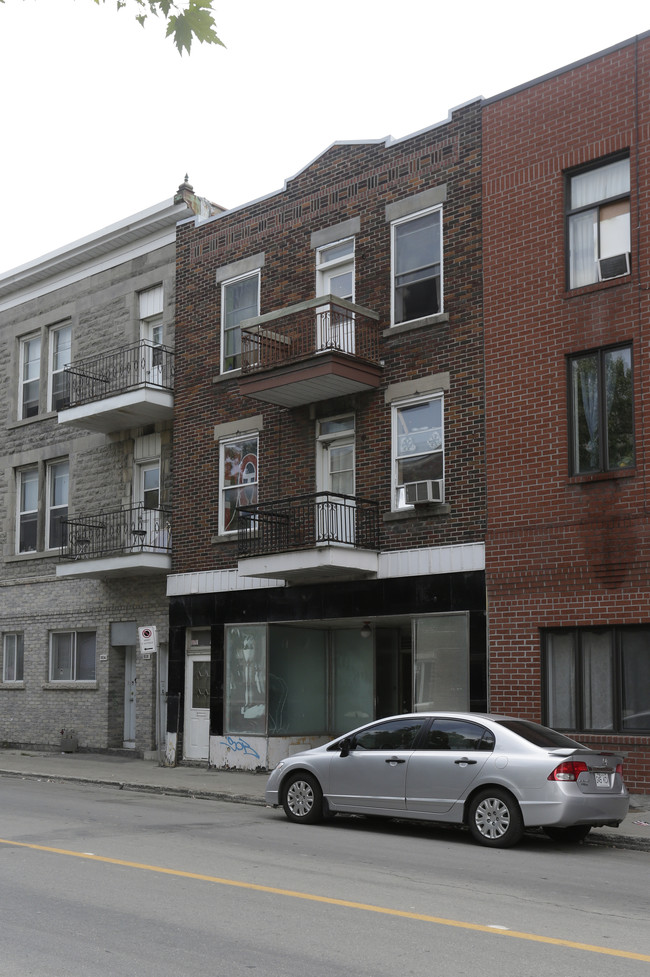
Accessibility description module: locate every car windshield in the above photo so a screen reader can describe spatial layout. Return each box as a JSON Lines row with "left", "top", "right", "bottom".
{"left": 496, "top": 719, "right": 585, "bottom": 749}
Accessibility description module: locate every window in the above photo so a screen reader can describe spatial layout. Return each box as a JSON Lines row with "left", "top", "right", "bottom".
{"left": 544, "top": 627, "right": 650, "bottom": 733}
{"left": 392, "top": 395, "right": 444, "bottom": 508}
{"left": 20, "top": 334, "right": 41, "bottom": 419}
{"left": 567, "top": 156, "right": 630, "bottom": 289}
{"left": 3, "top": 634, "right": 24, "bottom": 683}
{"left": 221, "top": 272, "right": 260, "bottom": 372}
{"left": 46, "top": 460, "right": 69, "bottom": 549}
{"left": 569, "top": 345, "right": 633, "bottom": 474}
{"left": 219, "top": 434, "right": 259, "bottom": 534}
{"left": 16, "top": 459, "right": 69, "bottom": 554}
{"left": 50, "top": 631, "right": 96, "bottom": 682}
{"left": 392, "top": 208, "right": 442, "bottom": 324}
{"left": 353, "top": 717, "right": 426, "bottom": 751}
{"left": 49, "top": 323, "right": 72, "bottom": 411}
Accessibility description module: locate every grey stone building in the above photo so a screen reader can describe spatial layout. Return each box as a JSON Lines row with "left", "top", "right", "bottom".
{"left": 0, "top": 182, "right": 219, "bottom": 755}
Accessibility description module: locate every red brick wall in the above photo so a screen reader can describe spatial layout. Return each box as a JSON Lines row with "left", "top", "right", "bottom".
{"left": 173, "top": 102, "right": 484, "bottom": 572}
{"left": 484, "top": 36, "right": 650, "bottom": 792}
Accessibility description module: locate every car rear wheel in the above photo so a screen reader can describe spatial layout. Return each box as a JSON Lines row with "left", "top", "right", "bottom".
{"left": 282, "top": 772, "right": 323, "bottom": 824}
{"left": 543, "top": 825, "right": 592, "bottom": 843}
{"left": 468, "top": 788, "right": 524, "bottom": 848}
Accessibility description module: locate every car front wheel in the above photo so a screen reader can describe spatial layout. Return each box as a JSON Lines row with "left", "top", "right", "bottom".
{"left": 282, "top": 772, "right": 323, "bottom": 824}
{"left": 468, "top": 788, "right": 524, "bottom": 848}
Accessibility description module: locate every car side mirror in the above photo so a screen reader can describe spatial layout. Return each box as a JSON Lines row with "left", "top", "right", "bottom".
{"left": 339, "top": 737, "right": 352, "bottom": 758}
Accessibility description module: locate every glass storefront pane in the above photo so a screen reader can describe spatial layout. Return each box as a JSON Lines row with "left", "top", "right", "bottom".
{"left": 332, "top": 629, "right": 374, "bottom": 734}
{"left": 413, "top": 614, "right": 469, "bottom": 711}
{"left": 268, "top": 626, "right": 327, "bottom": 734}
{"left": 621, "top": 629, "right": 650, "bottom": 729}
{"left": 225, "top": 625, "right": 267, "bottom": 734}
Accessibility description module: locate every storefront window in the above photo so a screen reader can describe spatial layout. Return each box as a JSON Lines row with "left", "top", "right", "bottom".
{"left": 225, "top": 625, "right": 267, "bottom": 734}
{"left": 268, "top": 626, "right": 327, "bottom": 734}
{"left": 413, "top": 614, "right": 469, "bottom": 711}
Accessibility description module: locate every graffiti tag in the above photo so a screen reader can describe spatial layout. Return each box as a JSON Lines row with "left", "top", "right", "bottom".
{"left": 220, "top": 735, "right": 260, "bottom": 759}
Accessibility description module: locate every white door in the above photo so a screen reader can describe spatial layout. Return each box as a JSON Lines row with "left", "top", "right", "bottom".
{"left": 184, "top": 653, "right": 210, "bottom": 760}
{"left": 123, "top": 647, "right": 137, "bottom": 748}
{"left": 133, "top": 461, "right": 168, "bottom": 549}
{"left": 316, "top": 239, "right": 355, "bottom": 353}
{"left": 316, "top": 415, "right": 355, "bottom": 544}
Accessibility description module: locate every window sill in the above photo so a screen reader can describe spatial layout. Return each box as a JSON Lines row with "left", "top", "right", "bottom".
{"left": 0, "top": 682, "right": 25, "bottom": 690}
{"left": 564, "top": 274, "right": 631, "bottom": 299}
{"left": 211, "top": 534, "right": 238, "bottom": 545}
{"left": 384, "top": 312, "right": 449, "bottom": 337}
{"left": 568, "top": 468, "right": 635, "bottom": 486}
{"left": 42, "top": 682, "right": 98, "bottom": 691}
{"left": 5, "top": 551, "right": 59, "bottom": 564}
{"left": 384, "top": 504, "right": 451, "bottom": 522}
{"left": 213, "top": 369, "right": 242, "bottom": 385}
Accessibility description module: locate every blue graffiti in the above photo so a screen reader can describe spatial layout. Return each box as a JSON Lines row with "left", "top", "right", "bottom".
{"left": 220, "top": 735, "right": 260, "bottom": 759}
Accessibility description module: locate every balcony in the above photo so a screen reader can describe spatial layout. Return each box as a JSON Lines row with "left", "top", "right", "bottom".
{"left": 57, "top": 503, "right": 171, "bottom": 579}
{"left": 239, "top": 295, "right": 382, "bottom": 407}
{"left": 58, "top": 340, "right": 174, "bottom": 433}
{"left": 236, "top": 492, "right": 379, "bottom": 584}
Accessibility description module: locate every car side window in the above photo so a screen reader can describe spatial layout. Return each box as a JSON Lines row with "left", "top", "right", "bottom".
{"left": 422, "top": 720, "right": 495, "bottom": 752}
{"left": 354, "top": 718, "right": 425, "bottom": 751}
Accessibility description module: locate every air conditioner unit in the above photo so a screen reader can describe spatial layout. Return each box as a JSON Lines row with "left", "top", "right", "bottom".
{"left": 404, "top": 479, "right": 443, "bottom": 505}
{"left": 598, "top": 252, "right": 630, "bottom": 282}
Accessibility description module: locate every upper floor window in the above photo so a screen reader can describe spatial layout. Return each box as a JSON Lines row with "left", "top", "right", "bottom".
{"left": 49, "top": 323, "right": 72, "bottom": 411}
{"left": 16, "top": 458, "right": 69, "bottom": 554}
{"left": 219, "top": 433, "right": 259, "bottom": 534}
{"left": 221, "top": 272, "right": 260, "bottom": 373}
{"left": 544, "top": 627, "right": 650, "bottom": 733}
{"left": 567, "top": 156, "right": 630, "bottom": 289}
{"left": 568, "top": 345, "right": 633, "bottom": 475}
{"left": 392, "top": 208, "right": 442, "bottom": 324}
{"left": 3, "top": 633, "right": 24, "bottom": 683}
{"left": 392, "top": 395, "right": 444, "bottom": 509}
{"left": 50, "top": 631, "right": 96, "bottom": 682}
{"left": 20, "top": 334, "right": 41, "bottom": 419}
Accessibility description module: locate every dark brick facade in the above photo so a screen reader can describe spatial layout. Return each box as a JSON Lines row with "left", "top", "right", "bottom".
{"left": 484, "top": 34, "right": 650, "bottom": 791}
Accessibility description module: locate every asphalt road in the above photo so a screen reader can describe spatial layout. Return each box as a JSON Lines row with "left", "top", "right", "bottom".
{"left": 1, "top": 776, "right": 649, "bottom": 977}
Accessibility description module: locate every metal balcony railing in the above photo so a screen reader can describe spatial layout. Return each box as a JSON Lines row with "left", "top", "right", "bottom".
{"left": 240, "top": 295, "right": 380, "bottom": 375}
{"left": 60, "top": 504, "right": 171, "bottom": 561}
{"left": 236, "top": 492, "right": 379, "bottom": 558}
{"left": 63, "top": 340, "right": 174, "bottom": 408}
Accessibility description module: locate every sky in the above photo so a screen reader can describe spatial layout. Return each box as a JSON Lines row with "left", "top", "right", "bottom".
{"left": 0, "top": 0, "right": 648, "bottom": 274}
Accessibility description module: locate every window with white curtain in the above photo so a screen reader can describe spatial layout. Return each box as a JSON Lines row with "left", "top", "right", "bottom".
{"left": 568, "top": 344, "right": 633, "bottom": 475}
{"left": 566, "top": 156, "right": 630, "bottom": 288}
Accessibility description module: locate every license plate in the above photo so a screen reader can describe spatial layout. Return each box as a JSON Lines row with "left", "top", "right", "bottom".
{"left": 595, "top": 772, "right": 610, "bottom": 788}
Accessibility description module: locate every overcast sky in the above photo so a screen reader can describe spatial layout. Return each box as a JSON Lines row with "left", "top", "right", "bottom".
{"left": 0, "top": 1, "right": 648, "bottom": 273}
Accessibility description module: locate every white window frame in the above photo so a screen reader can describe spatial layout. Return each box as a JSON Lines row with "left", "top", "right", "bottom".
{"left": 391, "top": 394, "right": 445, "bottom": 510}
{"left": 17, "top": 466, "right": 38, "bottom": 553}
{"left": 49, "top": 631, "right": 96, "bottom": 683}
{"left": 3, "top": 633, "right": 24, "bottom": 683}
{"left": 48, "top": 322, "right": 72, "bottom": 412}
{"left": 219, "top": 433, "right": 259, "bottom": 535}
{"left": 19, "top": 333, "right": 42, "bottom": 420}
{"left": 221, "top": 271, "right": 261, "bottom": 374}
{"left": 46, "top": 459, "right": 69, "bottom": 551}
{"left": 391, "top": 206, "right": 443, "bottom": 326}
{"left": 567, "top": 156, "right": 630, "bottom": 289}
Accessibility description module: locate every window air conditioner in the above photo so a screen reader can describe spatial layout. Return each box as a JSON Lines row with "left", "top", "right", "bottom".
{"left": 597, "top": 252, "right": 630, "bottom": 282}
{"left": 404, "top": 479, "right": 443, "bottom": 505}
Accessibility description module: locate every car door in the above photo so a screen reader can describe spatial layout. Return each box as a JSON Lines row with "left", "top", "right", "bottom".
{"left": 327, "top": 717, "right": 426, "bottom": 814}
{"left": 405, "top": 718, "right": 494, "bottom": 817}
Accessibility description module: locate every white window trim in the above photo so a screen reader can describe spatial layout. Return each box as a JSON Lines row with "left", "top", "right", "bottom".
{"left": 390, "top": 205, "right": 443, "bottom": 327}
{"left": 315, "top": 237, "right": 355, "bottom": 300}
{"left": 218, "top": 432, "right": 260, "bottom": 536}
{"left": 3, "top": 633, "right": 24, "bottom": 683}
{"left": 19, "top": 332, "right": 42, "bottom": 421}
{"left": 48, "top": 322, "right": 72, "bottom": 412}
{"left": 17, "top": 465, "right": 38, "bottom": 554}
{"left": 220, "top": 269, "right": 261, "bottom": 374}
{"left": 391, "top": 393, "right": 445, "bottom": 510}
{"left": 45, "top": 459, "right": 69, "bottom": 552}
{"left": 49, "top": 630, "right": 96, "bottom": 683}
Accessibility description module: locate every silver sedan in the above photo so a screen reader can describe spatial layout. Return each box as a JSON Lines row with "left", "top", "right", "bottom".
{"left": 265, "top": 712, "right": 630, "bottom": 847}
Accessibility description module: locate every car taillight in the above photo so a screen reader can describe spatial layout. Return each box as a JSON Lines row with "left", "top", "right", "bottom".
{"left": 615, "top": 762, "right": 623, "bottom": 776}
{"left": 548, "top": 760, "right": 589, "bottom": 782}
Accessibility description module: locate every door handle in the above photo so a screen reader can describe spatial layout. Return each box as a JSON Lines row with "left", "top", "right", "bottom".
{"left": 454, "top": 757, "right": 478, "bottom": 765}
{"left": 385, "top": 756, "right": 406, "bottom": 764}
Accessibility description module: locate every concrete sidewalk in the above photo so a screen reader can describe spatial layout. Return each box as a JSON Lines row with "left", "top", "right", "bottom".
{"left": 1, "top": 748, "right": 649, "bottom": 850}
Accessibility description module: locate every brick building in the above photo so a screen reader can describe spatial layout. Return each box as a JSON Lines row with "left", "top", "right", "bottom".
{"left": 483, "top": 33, "right": 650, "bottom": 791}
{"left": 168, "top": 103, "right": 486, "bottom": 768}
{"left": 0, "top": 183, "right": 218, "bottom": 754}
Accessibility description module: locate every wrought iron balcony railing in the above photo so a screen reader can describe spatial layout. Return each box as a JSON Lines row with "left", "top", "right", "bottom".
{"left": 236, "top": 492, "right": 379, "bottom": 558}
{"left": 240, "top": 295, "right": 380, "bottom": 374}
{"left": 63, "top": 340, "right": 173, "bottom": 408}
{"left": 60, "top": 504, "right": 171, "bottom": 562}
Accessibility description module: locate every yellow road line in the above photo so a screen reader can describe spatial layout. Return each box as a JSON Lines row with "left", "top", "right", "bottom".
{"left": 1, "top": 837, "right": 648, "bottom": 963}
